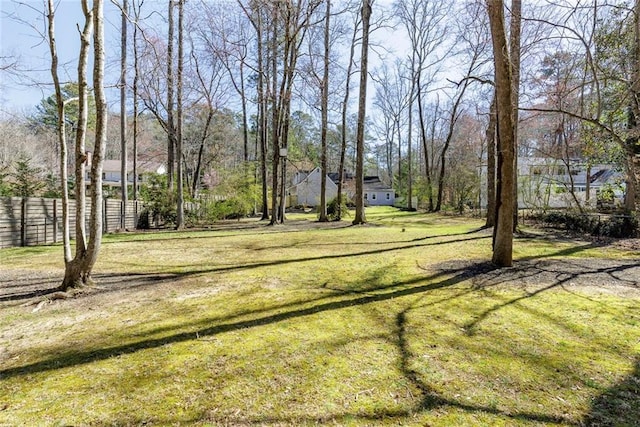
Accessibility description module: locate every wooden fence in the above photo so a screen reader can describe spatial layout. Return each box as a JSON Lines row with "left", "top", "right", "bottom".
{"left": 0, "top": 197, "right": 143, "bottom": 249}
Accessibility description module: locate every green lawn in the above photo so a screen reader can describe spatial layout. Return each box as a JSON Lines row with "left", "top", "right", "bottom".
{"left": 1, "top": 207, "right": 639, "bottom": 426}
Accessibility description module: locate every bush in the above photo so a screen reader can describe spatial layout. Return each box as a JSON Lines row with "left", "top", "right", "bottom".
{"left": 541, "top": 211, "right": 638, "bottom": 238}
{"left": 138, "top": 173, "right": 177, "bottom": 228}
{"left": 325, "top": 196, "right": 350, "bottom": 221}
{"left": 598, "top": 215, "right": 639, "bottom": 238}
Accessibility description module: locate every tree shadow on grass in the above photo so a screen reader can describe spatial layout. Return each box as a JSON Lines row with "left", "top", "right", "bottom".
{"left": 583, "top": 358, "right": 640, "bottom": 426}
{"left": 394, "top": 309, "right": 580, "bottom": 426}
{"left": 461, "top": 259, "right": 640, "bottom": 335}
{"left": 0, "top": 263, "right": 492, "bottom": 380}
{"left": 0, "top": 230, "right": 491, "bottom": 305}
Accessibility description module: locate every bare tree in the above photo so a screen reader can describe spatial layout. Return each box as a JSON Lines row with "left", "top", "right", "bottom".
{"left": 434, "top": 1, "right": 491, "bottom": 212}
{"left": 176, "top": 0, "right": 185, "bottom": 229}
{"left": 487, "top": 0, "right": 515, "bottom": 267}
{"left": 509, "top": 0, "right": 521, "bottom": 228}
{"left": 336, "top": 4, "right": 361, "bottom": 220}
{"left": 485, "top": 93, "right": 497, "bottom": 227}
{"left": 166, "top": 0, "right": 176, "bottom": 190}
{"left": 353, "top": 0, "right": 372, "bottom": 225}
{"left": 46, "top": 0, "right": 73, "bottom": 263}
{"left": 47, "top": 0, "right": 108, "bottom": 289}
{"left": 120, "top": 0, "right": 129, "bottom": 229}
{"left": 395, "top": 0, "right": 451, "bottom": 211}
{"left": 629, "top": 0, "right": 640, "bottom": 212}
{"left": 238, "top": 0, "right": 270, "bottom": 220}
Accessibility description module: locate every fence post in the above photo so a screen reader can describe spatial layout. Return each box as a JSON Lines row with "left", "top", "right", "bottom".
{"left": 103, "top": 198, "right": 107, "bottom": 234}
{"left": 53, "top": 199, "right": 58, "bottom": 243}
{"left": 20, "top": 198, "right": 26, "bottom": 247}
{"left": 134, "top": 200, "right": 138, "bottom": 229}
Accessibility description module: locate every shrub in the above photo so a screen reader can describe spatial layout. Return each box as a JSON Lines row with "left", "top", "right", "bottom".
{"left": 138, "top": 173, "right": 177, "bottom": 228}
{"left": 326, "top": 196, "right": 350, "bottom": 221}
{"left": 541, "top": 211, "right": 638, "bottom": 238}
{"left": 598, "top": 215, "right": 639, "bottom": 238}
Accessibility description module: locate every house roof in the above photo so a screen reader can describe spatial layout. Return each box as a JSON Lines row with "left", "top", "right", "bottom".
{"left": 327, "top": 171, "right": 354, "bottom": 184}
{"left": 362, "top": 176, "right": 394, "bottom": 192}
{"left": 288, "top": 167, "right": 338, "bottom": 190}
{"left": 102, "top": 159, "right": 165, "bottom": 174}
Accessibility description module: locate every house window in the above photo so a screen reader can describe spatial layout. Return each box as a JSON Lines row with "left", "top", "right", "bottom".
{"left": 102, "top": 172, "right": 106, "bottom": 180}
{"left": 372, "top": 193, "right": 377, "bottom": 200}
{"left": 364, "top": 193, "right": 368, "bottom": 200}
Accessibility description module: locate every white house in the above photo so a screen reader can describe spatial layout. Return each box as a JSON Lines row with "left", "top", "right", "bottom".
{"left": 363, "top": 176, "right": 395, "bottom": 206}
{"left": 518, "top": 157, "right": 624, "bottom": 209}
{"left": 288, "top": 167, "right": 338, "bottom": 207}
{"left": 88, "top": 159, "right": 166, "bottom": 188}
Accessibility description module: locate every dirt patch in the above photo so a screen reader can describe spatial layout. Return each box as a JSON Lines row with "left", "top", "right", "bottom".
{"left": 434, "top": 258, "right": 640, "bottom": 297}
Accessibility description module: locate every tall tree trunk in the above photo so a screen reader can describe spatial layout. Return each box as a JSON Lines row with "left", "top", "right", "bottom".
{"left": 47, "top": 0, "right": 72, "bottom": 263}
{"left": 120, "top": 0, "right": 128, "bottom": 229}
{"left": 61, "top": 0, "right": 107, "bottom": 289}
{"left": 269, "top": 12, "right": 280, "bottom": 225}
{"left": 257, "top": 18, "right": 269, "bottom": 220}
{"left": 337, "top": 13, "right": 359, "bottom": 220}
{"left": 175, "top": 0, "right": 184, "bottom": 229}
{"left": 418, "top": 93, "right": 435, "bottom": 211}
{"left": 318, "top": 0, "right": 330, "bottom": 222}
{"left": 509, "top": 0, "right": 521, "bottom": 228}
{"left": 166, "top": 0, "right": 175, "bottom": 190}
{"left": 485, "top": 93, "right": 497, "bottom": 227}
{"left": 85, "top": 0, "right": 107, "bottom": 276}
{"left": 435, "top": 81, "right": 470, "bottom": 212}
{"left": 74, "top": 1, "right": 91, "bottom": 259}
{"left": 353, "top": 0, "right": 372, "bottom": 225}
{"left": 407, "top": 73, "right": 414, "bottom": 210}
{"left": 628, "top": 0, "right": 640, "bottom": 212}
{"left": 132, "top": 2, "right": 139, "bottom": 202}
{"left": 487, "top": 0, "right": 515, "bottom": 267}
{"left": 240, "top": 63, "right": 249, "bottom": 165}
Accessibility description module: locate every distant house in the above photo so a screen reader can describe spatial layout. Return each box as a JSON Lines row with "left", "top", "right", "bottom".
{"left": 518, "top": 157, "right": 624, "bottom": 209}
{"left": 88, "top": 159, "right": 166, "bottom": 189}
{"left": 288, "top": 169, "right": 396, "bottom": 207}
{"left": 288, "top": 167, "right": 338, "bottom": 207}
{"left": 363, "top": 176, "right": 395, "bottom": 206}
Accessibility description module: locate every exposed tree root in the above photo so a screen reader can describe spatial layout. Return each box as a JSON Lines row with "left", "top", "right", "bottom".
{"left": 20, "top": 285, "right": 90, "bottom": 311}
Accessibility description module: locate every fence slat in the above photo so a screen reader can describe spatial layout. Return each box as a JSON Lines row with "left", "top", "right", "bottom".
{"left": 0, "top": 197, "right": 147, "bottom": 249}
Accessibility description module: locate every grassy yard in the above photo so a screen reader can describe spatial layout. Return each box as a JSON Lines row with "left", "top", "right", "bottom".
{"left": 1, "top": 207, "right": 639, "bottom": 426}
